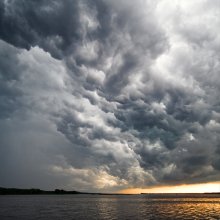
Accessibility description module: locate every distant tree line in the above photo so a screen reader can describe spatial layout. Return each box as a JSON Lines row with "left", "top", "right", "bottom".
{"left": 0, "top": 187, "right": 80, "bottom": 195}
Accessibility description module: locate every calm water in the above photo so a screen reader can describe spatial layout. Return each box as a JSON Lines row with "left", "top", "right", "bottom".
{"left": 0, "top": 194, "right": 220, "bottom": 219}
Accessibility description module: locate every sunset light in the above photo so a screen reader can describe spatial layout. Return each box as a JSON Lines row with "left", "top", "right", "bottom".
{"left": 119, "top": 182, "right": 220, "bottom": 194}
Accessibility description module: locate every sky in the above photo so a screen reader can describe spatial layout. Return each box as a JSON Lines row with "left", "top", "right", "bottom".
{"left": 0, "top": 0, "right": 220, "bottom": 193}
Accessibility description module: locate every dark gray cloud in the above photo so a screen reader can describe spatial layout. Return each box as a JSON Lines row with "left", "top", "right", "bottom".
{"left": 0, "top": 0, "right": 220, "bottom": 192}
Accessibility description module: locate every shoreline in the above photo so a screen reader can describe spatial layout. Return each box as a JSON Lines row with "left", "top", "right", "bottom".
{"left": 1, "top": 187, "right": 220, "bottom": 196}
{"left": 0, "top": 187, "right": 132, "bottom": 195}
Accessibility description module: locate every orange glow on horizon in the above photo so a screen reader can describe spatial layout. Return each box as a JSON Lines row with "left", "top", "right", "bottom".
{"left": 118, "top": 181, "right": 220, "bottom": 194}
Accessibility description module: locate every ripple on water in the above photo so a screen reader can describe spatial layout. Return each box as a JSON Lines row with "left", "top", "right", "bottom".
{"left": 0, "top": 195, "right": 220, "bottom": 220}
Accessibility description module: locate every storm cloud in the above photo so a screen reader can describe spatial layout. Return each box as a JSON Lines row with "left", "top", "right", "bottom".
{"left": 0, "top": 0, "right": 220, "bottom": 192}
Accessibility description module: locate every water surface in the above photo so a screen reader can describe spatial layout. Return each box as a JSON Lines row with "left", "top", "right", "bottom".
{"left": 0, "top": 194, "right": 220, "bottom": 219}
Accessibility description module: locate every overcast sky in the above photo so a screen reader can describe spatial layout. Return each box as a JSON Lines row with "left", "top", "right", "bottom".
{"left": 0, "top": 0, "right": 220, "bottom": 192}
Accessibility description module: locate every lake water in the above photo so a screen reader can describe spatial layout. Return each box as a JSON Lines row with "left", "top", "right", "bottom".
{"left": 0, "top": 194, "right": 220, "bottom": 219}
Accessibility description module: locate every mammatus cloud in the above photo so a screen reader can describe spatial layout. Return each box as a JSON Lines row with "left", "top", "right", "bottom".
{"left": 0, "top": 0, "right": 220, "bottom": 192}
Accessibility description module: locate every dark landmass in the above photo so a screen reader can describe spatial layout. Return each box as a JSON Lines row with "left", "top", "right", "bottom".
{"left": 0, "top": 187, "right": 131, "bottom": 195}
{"left": 0, "top": 187, "right": 80, "bottom": 195}
{"left": 2, "top": 187, "right": 219, "bottom": 196}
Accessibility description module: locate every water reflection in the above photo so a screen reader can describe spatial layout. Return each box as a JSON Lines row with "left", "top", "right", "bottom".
{"left": 92, "top": 196, "right": 220, "bottom": 219}
{"left": 0, "top": 195, "right": 220, "bottom": 219}
{"left": 139, "top": 198, "right": 220, "bottom": 219}
{"left": 96, "top": 197, "right": 119, "bottom": 220}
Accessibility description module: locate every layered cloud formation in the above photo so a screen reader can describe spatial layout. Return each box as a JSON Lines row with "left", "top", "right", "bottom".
{"left": 0, "top": 0, "right": 220, "bottom": 192}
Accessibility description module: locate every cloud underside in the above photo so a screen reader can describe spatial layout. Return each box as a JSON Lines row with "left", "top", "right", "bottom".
{"left": 0, "top": 0, "right": 220, "bottom": 192}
